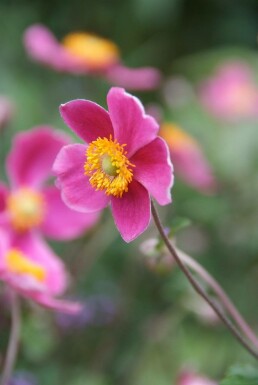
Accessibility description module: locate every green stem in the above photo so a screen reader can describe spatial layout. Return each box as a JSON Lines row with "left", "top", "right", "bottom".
{"left": 0, "top": 291, "right": 21, "bottom": 385}
{"left": 151, "top": 201, "right": 258, "bottom": 360}
{"left": 176, "top": 248, "right": 258, "bottom": 348}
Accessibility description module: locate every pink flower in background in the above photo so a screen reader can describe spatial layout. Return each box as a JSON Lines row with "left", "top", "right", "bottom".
{"left": 159, "top": 123, "right": 216, "bottom": 194}
{"left": 178, "top": 371, "right": 217, "bottom": 385}
{"left": 199, "top": 61, "right": 258, "bottom": 121}
{"left": 0, "top": 127, "right": 100, "bottom": 311}
{"left": 0, "top": 96, "right": 14, "bottom": 131}
{"left": 24, "top": 24, "right": 161, "bottom": 91}
{"left": 0, "top": 229, "right": 79, "bottom": 312}
{"left": 54, "top": 87, "right": 173, "bottom": 242}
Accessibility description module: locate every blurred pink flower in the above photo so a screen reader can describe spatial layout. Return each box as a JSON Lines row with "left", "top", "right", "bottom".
{"left": 159, "top": 123, "right": 216, "bottom": 194}
{"left": 0, "top": 127, "right": 100, "bottom": 311}
{"left": 177, "top": 371, "right": 217, "bottom": 385}
{"left": 199, "top": 61, "right": 258, "bottom": 121}
{"left": 53, "top": 87, "right": 173, "bottom": 242}
{"left": 0, "top": 96, "right": 14, "bottom": 131}
{"left": 24, "top": 24, "right": 161, "bottom": 91}
{"left": 0, "top": 229, "right": 79, "bottom": 312}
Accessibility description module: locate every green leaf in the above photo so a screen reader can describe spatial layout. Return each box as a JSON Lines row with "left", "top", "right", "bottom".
{"left": 168, "top": 217, "right": 192, "bottom": 237}
{"left": 221, "top": 365, "right": 258, "bottom": 385}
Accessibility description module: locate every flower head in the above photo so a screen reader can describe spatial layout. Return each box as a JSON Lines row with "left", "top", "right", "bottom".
{"left": 159, "top": 123, "right": 216, "bottom": 194}
{"left": 54, "top": 87, "right": 174, "bottom": 242}
{"left": 23, "top": 24, "right": 161, "bottom": 91}
{"left": 199, "top": 61, "right": 258, "bottom": 121}
{"left": 0, "top": 229, "right": 79, "bottom": 313}
{"left": 0, "top": 127, "right": 100, "bottom": 311}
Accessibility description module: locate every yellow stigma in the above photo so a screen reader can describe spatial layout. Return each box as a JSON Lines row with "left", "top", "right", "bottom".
{"left": 62, "top": 32, "right": 120, "bottom": 69}
{"left": 7, "top": 188, "right": 45, "bottom": 232}
{"left": 6, "top": 249, "right": 46, "bottom": 282}
{"left": 84, "top": 136, "right": 135, "bottom": 198}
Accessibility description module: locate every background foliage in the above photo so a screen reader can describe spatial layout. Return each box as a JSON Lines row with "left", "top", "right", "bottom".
{"left": 1, "top": 0, "right": 258, "bottom": 384}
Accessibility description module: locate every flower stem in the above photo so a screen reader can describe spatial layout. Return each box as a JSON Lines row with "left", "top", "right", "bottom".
{"left": 151, "top": 201, "right": 258, "bottom": 360}
{"left": 176, "top": 248, "right": 258, "bottom": 348}
{"left": 0, "top": 291, "right": 21, "bottom": 385}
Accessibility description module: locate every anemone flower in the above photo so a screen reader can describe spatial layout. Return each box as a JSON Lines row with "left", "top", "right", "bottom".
{"left": 0, "top": 127, "right": 100, "bottom": 311}
{"left": 177, "top": 371, "right": 217, "bottom": 385}
{"left": 53, "top": 87, "right": 173, "bottom": 242}
{"left": 159, "top": 123, "right": 216, "bottom": 194}
{"left": 199, "top": 61, "right": 258, "bottom": 121}
{"left": 24, "top": 24, "right": 161, "bottom": 91}
{"left": 0, "top": 229, "right": 78, "bottom": 312}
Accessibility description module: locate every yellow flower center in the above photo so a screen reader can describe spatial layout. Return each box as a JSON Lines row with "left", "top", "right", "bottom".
{"left": 160, "top": 123, "right": 198, "bottom": 150}
{"left": 84, "top": 136, "right": 135, "bottom": 198}
{"left": 62, "top": 32, "right": 120, "bottom": 69}
{"left": 6, "top": 249, "right": 46, "bottom": 283}
{"left": 7, "top": 188, "right": 45, "bottom": 232}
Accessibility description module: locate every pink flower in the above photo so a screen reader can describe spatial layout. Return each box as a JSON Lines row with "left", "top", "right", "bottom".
{"left": 159, "top": 123, "right": 216, "bottom": 194}
{"left": 53, "top": 87, "right": 173, "bottom": 242}
{"left": 24, "top": 24, "right": 161, "bottom": 91}
{"left": 0, "top": 127, "right": 100, "bottom": 311}
{"left": 178, "top": 371, "right": 217, "bottom": 385}
{"left": 199, "top": 61, "right": 258, "bottom": 121}
{"left": 0, "top": 229, "right": 79, "bottom": 312}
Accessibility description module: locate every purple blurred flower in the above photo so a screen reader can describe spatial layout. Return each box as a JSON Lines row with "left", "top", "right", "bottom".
{"left": 24, "top": 24, "right": 161, "bottom": 91}
{"left": 199, "top": 61, "right": 258, "bottom": 121}
{"left": 7, "top": 371, "right": 37, "bottom": 385}
{"left": 56, "top": 294, "right": 118, "bottom": 331}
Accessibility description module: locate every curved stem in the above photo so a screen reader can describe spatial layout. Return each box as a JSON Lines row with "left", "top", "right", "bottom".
{"left": 1, "top": 291, "right": 21, "bottom": 385}
{"left": 176, "top": 248, "right": 258, "bottom": 349}
{"left": 151, "top": 201, "right": 258, "bottom": 360}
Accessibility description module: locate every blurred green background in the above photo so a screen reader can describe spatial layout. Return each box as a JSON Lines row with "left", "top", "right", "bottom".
{"left": 1, "top": 0, "right": 258, "bottom": 384}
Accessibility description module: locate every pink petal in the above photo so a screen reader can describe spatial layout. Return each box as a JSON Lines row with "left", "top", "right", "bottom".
{"left": 23, "top": 24, "right": 95, "bottom": 74}
{"left": 11, "top": 232, "right": 68, "bottom": 296}
{"left": 111, "top": 180, "right": 151, "bottom": 242}
{"left": 60, "top": 100, "right": 114, "bottom": 144}
{"left": 0, "top": 229, "right": 9, "bottom": 274}
{"left": 131, "top": 137, "right": 173, "bottom": 205}
{"left": 105, "top": 64, "right": 161, "bottom": 90}
{"left": 53, "top": 144, "right": 109, "bottom": 212}
{"left": 23, "top": 24, "right": 77, "bottom": 72}
{"left": 24, "top": 24, "right": 59, "bottom": 61}
{"left": 107, "top": 87, "right": 159, "bottom": 157}
{"left": 41, "top": 186, "right": 101, "bottom": 240}
{"left": 0, "top": 182, "right": 8, "bottom": 213}
{"left": 29, "top": 294, "right": 82, "bottom": 314}
{"left": 7, "top": 127, "right": 70, "bottom": 189}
